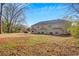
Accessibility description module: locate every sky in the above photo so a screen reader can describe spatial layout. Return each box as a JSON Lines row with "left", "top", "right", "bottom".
{"left": 24, "top": 3, "right": 71, "bottom": 26}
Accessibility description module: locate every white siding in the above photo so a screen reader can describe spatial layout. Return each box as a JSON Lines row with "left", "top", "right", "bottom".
{"left": 31, "top": 20, "right": 69, "bottom": 35}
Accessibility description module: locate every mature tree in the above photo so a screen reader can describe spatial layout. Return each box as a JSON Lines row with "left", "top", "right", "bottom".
{"left": 70, "top": 3, "right": 79, "bottom": 19}
{"left": 2, "top": 3, "right": 26, "bottom": 33}
{"left": 0, "top": 3, "right": 4, "bottom": 34}
{"left": 71, "top": 4, "right": 79, "bottom": 13}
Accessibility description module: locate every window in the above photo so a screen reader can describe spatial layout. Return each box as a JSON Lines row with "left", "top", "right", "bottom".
{"left": 32, "top": 31, "right": 34, "bottom": 32}
{"left": 55, "top": 32, "right": 58, "bottom": 34}
{"left": 50, "top": 32, "right": 53, "bottom": 35}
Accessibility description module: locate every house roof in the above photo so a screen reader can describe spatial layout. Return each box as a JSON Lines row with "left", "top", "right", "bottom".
{"left": 31, "top": 19, "right": 68, "bottom": 27}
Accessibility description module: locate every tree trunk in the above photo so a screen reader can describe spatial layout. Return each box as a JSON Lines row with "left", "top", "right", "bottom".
{"left": 0, "top": 13, "right": 1, "bottom": 34}
{"left": 7, "top": 24, "right": 11, "bottom": 33}
{"left": 0, "top": 4, "right": 3, "bottom": 34}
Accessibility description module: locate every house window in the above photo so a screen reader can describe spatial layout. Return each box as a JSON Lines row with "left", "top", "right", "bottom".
{"left": 50, "top": 32, "right": 53, "bottom": 35}
{"left": 55, "top": 32, "right": 58, "bottom": 34}
{"left": 32, "top": 31, "right": 34, "bottom": 32}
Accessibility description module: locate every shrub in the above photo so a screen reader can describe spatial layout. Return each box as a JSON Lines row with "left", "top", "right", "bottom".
{"left": 68, "top": 24, "right": 79, "bottom": 38}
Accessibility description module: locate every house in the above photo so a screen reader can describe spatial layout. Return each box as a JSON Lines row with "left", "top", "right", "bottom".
{"left": 31, "top": 19, "right": 70, "bottom": 35}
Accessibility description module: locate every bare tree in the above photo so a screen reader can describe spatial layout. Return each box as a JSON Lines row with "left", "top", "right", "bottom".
{"left": 62, "top": 4, "right": 79, "bottom": 21}
{"left": 71, "top": 4, "right": 79, "bottom": 13}
{"left": 2, "top": 3, "right": 26, "bottom": 33}
{"left": 0, "top": 3, "right": 4, "bottom": 34}
{"left": 70, "top": 4, "right": 79, "bottom": 19}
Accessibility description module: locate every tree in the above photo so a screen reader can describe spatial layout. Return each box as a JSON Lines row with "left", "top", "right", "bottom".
{"left": 67, "top": 21, "right": 79, "bottom": 38}
{"left": 71, "top": 4, "right": 79, "bottom": 13}
{"left": 70, "top": 3, "right": 79, "bottom": 19}
{"left": 2, "top": 3, "right": 26, "bottom": 33}
{"left": 0, "top": 3, "right": 4, "bottom": 34}
{"left": 64, "top": 4, "right": 79, "bottom": 38}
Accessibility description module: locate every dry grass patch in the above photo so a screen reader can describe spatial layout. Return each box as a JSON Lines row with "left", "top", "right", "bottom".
{"left": 0, "top": 33, "right": 79, "bottom": 56}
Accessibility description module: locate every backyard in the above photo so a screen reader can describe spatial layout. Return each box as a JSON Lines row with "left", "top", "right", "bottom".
{"left": 0, "top": 33, "right": 79, "bottom": 56}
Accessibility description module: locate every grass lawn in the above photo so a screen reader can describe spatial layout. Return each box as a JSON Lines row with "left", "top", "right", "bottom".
{"left": 0, "top": 33, "right": 79, "bottom": 56}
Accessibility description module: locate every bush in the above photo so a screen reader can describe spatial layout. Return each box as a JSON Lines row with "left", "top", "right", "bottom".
{"left": 68, "top": 25, "right": 79, "bottom": 38}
